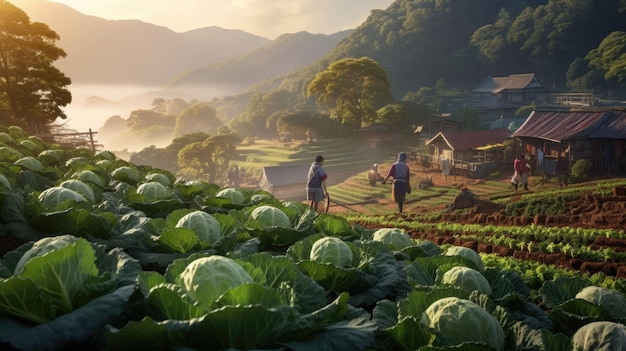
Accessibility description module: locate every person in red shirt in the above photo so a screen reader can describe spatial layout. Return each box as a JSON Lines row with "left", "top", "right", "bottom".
{"left": 511, "top": 154, "right": 529, "bottom": 191}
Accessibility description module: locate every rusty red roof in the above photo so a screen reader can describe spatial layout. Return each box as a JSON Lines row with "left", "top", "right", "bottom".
{"left": 425, "top": 128, "right": 511, "bottom": 150}
{"left": 510, "top": 110, "right": 626, "bottom": 142}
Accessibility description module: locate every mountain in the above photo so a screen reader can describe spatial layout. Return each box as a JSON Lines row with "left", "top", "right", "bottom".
{"left": 161, "top": 30, "right": 352, "bottom": 100}
{"left": 11, "top": 0, "right": 271, "bottom": 85}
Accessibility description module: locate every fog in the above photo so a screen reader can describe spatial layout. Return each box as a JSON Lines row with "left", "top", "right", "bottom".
{"left": 57, "top": 84, "right": 158, "bottom": 132}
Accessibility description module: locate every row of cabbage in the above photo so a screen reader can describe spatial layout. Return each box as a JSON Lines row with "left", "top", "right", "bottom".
{"left": 0, "top": 125, "right": 625, "bottom": 351}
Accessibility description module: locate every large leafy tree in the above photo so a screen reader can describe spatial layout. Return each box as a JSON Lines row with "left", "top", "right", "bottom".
{"left": 307, "top": 57, "right": 393, "bottom": 131}
{"left": 0, "top": 1, "right": 71, "bottom": 133}
{"left": 178, "top": 134, "right": 241, "bottom": 182}
{"left": 173, "top": 103, "right": 222, "bottom": 137}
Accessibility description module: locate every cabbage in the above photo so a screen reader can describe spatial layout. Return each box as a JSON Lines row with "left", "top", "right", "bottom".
{"left": 0, "top": 132, "right": 15, "bottom": 144}
{"left": 441, "top": 266, "right": 491, "bottom": 295}
{"left": 38, "top": 186, "right": 88, "bottom": 212}
{"left": 14, "top": 234, "right": 80, "bottom": 275}
{"left": 573, "top": 321, "right": 626, "bottom": 351}
{"left": 251, "top": 205, "right": 291, "bottom": 228}
{"left": 421, "top": 297, "right": 505, "bottom": 350}
{"left": 65, "top": 156, "right": 90, "bottom": 169}
{"left": 111, "top": 166, "right": 140, "bottom": 183}
{"left": 60, "top": 179, "right": 96, "bottom": 202}
{"left": 72, "top": 170, "right": 105, "bottom": 187}
{"left": 144, "top": 173, "right": 172, "bottom": 186}
{"left": 175, "top": 210, "right": 222, "bottom": 245}
{"left": 0, "top": 174, "right": 11, "bottom": 190}
{"left": 95, "top": 150, "right": 116, "bottom": 161}
{"left": 96, "top": 159, "right": 113, "bottom": 171}
{"left": 576, "top": 286, "right": 626, "bottom": 318}
{"left": 14, "top": 156, "right": 43, "bottom": 171}
{"left": 310, "top": 236, "right": 353, "bottom": 267}
{"left": 179, "top": 256, "right": 253, "bottom": 306}
{"left": 136, "top": 181, "right": 169, "bottom": 201}
{"left": 38, "top": 149, "right": 63, "bottom": 164}
{"left": 0, "top": 146, "right": 23, "bottom": 161}
{"left": 372, "top": 227, "right": 414, "bottom": 250}
{"left": 19, "top": 139, "right": 38, "bottom": 151}
{"left": 445, "top": 245, "right": 484, "bottom": 272}
{"left": 216, "top": 187, "right": 245, "bottom": 205}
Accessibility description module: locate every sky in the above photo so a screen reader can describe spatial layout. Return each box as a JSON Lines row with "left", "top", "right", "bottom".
{"left": 50, "top": 0, "right": 395, "bottom": 39}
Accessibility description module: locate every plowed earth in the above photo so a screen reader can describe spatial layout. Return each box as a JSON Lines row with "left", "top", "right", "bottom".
{"left": 343, "top": 172, "right": 626, "bottom": 279}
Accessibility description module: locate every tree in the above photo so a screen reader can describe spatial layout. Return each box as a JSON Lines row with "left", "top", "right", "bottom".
{"left": 173, "top": 103, "right": 222, "bottom": 137}
{"left": 0, "top": 1, "right": 71, "bottom": 133}
{"left": 178, "top": 134, "right": 241, "bottom": 183}
{"left": 307, "top": 57, "right": 393, "bottom": 131}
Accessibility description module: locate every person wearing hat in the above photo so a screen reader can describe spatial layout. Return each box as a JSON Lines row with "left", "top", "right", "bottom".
{"left": 306, "top": 155, "right": 328, "bottom": 211}
{"left": 381, "top": 152, "right": 411, "bottom": 213}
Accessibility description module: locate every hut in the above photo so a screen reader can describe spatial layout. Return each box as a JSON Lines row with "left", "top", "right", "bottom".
{"left": 259, "top": 163, "right": 310, "bottom": 200}
{"left": 509, "top": 109, "right": 626, "bottom": 176}
{"left": 424, "top": 128, "right": 511, "bottom": 178}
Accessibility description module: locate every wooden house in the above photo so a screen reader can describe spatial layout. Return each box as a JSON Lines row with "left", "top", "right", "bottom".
{"left": 509, "top": 109, "right": 626, "bottom": 176}
{"left": 470, "top": 73, "right": 550, "bottom": 120}
{"left": 422, "top": 128, "right": 511, "bottom": 178}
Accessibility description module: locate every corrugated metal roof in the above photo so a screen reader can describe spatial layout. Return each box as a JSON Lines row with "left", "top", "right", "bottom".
{"left": 510, "top": 110, "right": 626, "bottom": 142}
{"left": 425, "top": 128, "right": 511, "bottom": 150}
{"left": 473, "top": 73, "right": 542, "bottom": 93}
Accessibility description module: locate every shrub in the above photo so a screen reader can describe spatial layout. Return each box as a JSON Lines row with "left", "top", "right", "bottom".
{"left": 570, "top": 159, "right": 593, "bottom": 183}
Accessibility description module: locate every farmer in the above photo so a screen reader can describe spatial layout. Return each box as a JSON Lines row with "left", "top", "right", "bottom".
{"left": 367, "top": 163, "right": 382, "bottom": 186}
{"left": 511, "top": 154, "right": 529, "bottom": 191}
{"left": 306, "top": 155, "right": 328, "bottom": 211}
{"left": 382, "top": 152, "right": 411, "bottom": 213}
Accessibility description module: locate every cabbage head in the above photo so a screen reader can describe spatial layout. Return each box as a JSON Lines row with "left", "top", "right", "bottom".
{"left": 65, "top": 157, "right": 90, "bottom": 169}
{"left": 38, "top": 186, "right": 88, "bottom": 212}
{"left": 310, "top": 236, "right": 353, "bottom": 267}
{"left": 95, "top": 159, "right": 112, "bottom": 170}
{"left": 14, "top": 234, "right": 80, "bottom": 275}
{"left": 72, "top": 170, "right": 105, "bottom": 187}
{"left": 0, "top": 174, "right": 11, "bottom": 190}
{"left": 573, "top": 321, "right": 626, "bottom": 351}
{"left": 137, "top": 181, "right": 169, "bottom": 201}
{"left": 441, "top": 266, "right": 491, "bottom": 295}
{"left": 38, "top": 149, "right": 63, "bottom": 164}
{"left": 95, "top": 150, "right": 116, "bottom": 161}
{"left": 251, "top": 205, "right": 291, "bottom": 228}
{"left": 576, "top": 286, "right": 626, "bottom": 318}
{"left": 216, "top": 187, "right": 245, "bottom": 205}
{"left": 14, "top": 156, "right": 43, "bottom": 172}
{"left": 144, "top": 173, "right": 172, "bottom": 187}
{"left": 19, "top": 139, "right": 38, "bottom": 151}
{"left": 0, "top": 146, "right": 23, "bottom": 161}
{"left": 175, "top": 210, "right": 222, "bottom": 245}
{"left": 445, "top": 246, "right": 484, "bottom": 272}
{"left": 372, "top": 227, "right": 414, "bottom": 250}
{"left": 421, "top": 297, "right": 505, "bottom": 350}
{"left": 60, "top": 179, "right": 96, "bottom": 203}
{"left": 111, "top": 166, "right": 140, "bottom": 183}
{"left": 179, "top": 256, "right": 253, "bottom": 306}
{"left": 0, "top": 132, "right": 15, "bottom": 144}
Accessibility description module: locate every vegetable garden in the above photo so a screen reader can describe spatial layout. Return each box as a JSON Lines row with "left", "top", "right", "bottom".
{"left": 1, "top": 125, "right": 626, "bottom": 350}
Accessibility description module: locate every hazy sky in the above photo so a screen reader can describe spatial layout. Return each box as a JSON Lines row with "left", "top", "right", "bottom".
{"left": 50, "top": 0, "right": 395, "bottom": 39}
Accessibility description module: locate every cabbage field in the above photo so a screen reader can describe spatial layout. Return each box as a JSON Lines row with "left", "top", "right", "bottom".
{"left": 2, "top": 125, "right": 626, "bottom": 351}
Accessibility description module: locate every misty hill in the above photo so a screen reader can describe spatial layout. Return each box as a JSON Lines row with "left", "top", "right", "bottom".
{"left": 253, "top": 0, "right": 626, "bottom": 99}
{"left": 12, "top": 0, "right": 271, "bottom": 85}
{"left": 162, "top": 31, "right": 351, "bottom": 99}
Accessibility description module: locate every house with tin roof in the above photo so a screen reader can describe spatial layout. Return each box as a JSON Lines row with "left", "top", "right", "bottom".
{"left": 510, "top": 109, "right": 626, "bottom": 176}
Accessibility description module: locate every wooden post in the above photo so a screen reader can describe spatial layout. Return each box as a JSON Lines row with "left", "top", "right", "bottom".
{"left": 89, "top": 128, "right": 95, "bottom": 153}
